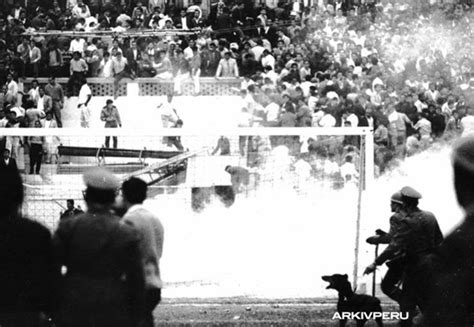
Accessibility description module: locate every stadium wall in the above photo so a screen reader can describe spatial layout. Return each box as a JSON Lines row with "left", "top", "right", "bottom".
{"left": 23, "top": 77, "right": 241, "bottom": 97}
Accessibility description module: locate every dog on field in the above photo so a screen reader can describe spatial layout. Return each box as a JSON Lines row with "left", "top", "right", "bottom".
{"left": 322, "top": 274, "right": 383, "bottom": 327}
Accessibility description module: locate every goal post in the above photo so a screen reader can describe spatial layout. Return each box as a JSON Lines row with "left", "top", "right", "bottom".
{"left": 1, "top": 126, "right": 374, "bottom": 298}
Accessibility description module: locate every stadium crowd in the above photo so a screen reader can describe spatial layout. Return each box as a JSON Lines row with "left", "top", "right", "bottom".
{"left": 0, "top": 0, "right": 473, "bottom": 177}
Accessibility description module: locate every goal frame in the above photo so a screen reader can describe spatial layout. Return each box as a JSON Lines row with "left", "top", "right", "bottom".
{"left": 1, "top": 126, "right": 374, "bottom": 290}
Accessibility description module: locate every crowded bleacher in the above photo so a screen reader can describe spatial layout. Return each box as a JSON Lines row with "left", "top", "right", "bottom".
{"left": 0, "top": 0, "right": 473, "bottom": 176}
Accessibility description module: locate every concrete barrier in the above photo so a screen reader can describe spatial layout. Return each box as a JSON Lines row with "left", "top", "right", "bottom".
{"left": 23, "top": 77, "right": 241, "bottom": 97}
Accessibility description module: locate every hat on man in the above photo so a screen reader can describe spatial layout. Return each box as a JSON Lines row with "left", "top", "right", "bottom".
{"left": 400, "top": 186, "right": 422, "bottom": 199}
{"left": 83, "top": 167, "right": 120, "bottom": 190}
{"left": 391, "top": 191, "right": 403, "bottom": 204}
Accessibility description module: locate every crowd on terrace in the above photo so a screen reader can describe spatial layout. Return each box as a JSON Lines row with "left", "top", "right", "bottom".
{"left": 0, "top": 0, "right": 473, "bottom": 176}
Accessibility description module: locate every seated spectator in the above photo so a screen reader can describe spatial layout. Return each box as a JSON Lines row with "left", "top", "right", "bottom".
{"left": 112, "top": 52, "right": 135, "bottom": 99}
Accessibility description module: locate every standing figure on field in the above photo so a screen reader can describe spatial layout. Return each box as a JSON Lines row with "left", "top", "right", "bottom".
{"left": 158, "top": 93, "right": 180, "bottom": 147}
{"left": 53, "top": 167, "right": 145, "bottom": 327}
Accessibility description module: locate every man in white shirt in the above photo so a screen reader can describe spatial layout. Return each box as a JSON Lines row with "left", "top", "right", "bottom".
{"left": 36, "top": 86, "right": 52, "bottom": 115}
{"left": 69, "top": 36, "right": 86, "bottom": 56}
{"left": 99, "top": 52, "right": 114, "bottom": 78}
{"left": 250, "top": 40, "right": 265, "bottom": 62}
{"left": 441, "top": 97, "right": 457, "bottom": 116}
{"left": 77, "top": 78, "right": 92, "bottom": 128}
{"left": 25, "top": 107, "right": 46, "bottom": 127}
{"left": 120, "top": 177, "right": 164, "bottom": 327}
{"left": 215, "top": 52, "right": 239, "bottom": 78}
{"left": 264, "top": 96, "right": 280, "bottom": 127}
{"left": 6, "top": 74, "right": 18, "bottom": 104}
{"left": 183, "top": 39, "right": 195, "bottom": 60}
{"left": 158, "top": 93, "right": 179, "bottom": 128}
{"left": 340, "top": 155, "right": 359, "bottom": 184}
{"left": 177, "top": 9, "right": 189, "bottom": 29}
{"left": 112, "top": 52, "right": 133, "bottom": 99}
{"left": 342, "top": 110, "right": 359, "bottom": 127}
{"left": 414, "top": 113, "right": 432, "bottom": 148}
{"left": 414, "top": 94, "right": 428, "bottom": 113}
{"left": 261, "top": 50, "right": 275, "bottom": 70}
{"left": 319, "top": 108, "right": 336, "bottom": 127}
{"left": 72, "top": 1, "right": 91, "bottom": 19}
{"left": 28, "top": 80, "right": 40, "bottom": 105}
{"left": 262, "top": 66, "right": 278, "bottom": 85}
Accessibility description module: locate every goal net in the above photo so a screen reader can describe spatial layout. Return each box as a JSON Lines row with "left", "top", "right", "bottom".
{"left": 1, "top": 127, "right": 374, "bottom": 298}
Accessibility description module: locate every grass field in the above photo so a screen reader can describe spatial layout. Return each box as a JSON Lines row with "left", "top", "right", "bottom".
{"left": 154, "top": 299, "right": 400, "bottom": 326}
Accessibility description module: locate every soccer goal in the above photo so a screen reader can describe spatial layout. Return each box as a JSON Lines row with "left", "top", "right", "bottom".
{"left": 1, "top": 127, "right": 374, "bottom": 298}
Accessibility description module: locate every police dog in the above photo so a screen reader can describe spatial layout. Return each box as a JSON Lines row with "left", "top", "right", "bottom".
{"left": 322, "top": 274, "right": 383, "bottom": 327}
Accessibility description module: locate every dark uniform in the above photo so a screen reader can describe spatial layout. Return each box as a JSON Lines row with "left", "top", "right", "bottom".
{"left": 387, "top": 207, "right": 443, "bottom": 318}
{"left": 371, "top": 187, "right": 443, "bottom": 326}
{"left": 53, "top": 168, "right": 145, "bottom": 327}
{"left": 424, "top": 219, "right": 474, "bottom": 327}
{"left": 366, "top": 191, "right": 406, "bottom": 301}
{"left": 369, "top": 210, "right": 406, "bottom": 301}
{"left": 424, "top": 137, "right": 474, "bottom": 326}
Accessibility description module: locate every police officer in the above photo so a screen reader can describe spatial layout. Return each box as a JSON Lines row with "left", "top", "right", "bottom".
{"left": 365, "top": 191, "right": 406, "bottom": 302}
{"left": 364, "top": 186, "right": 443, "bottom": 326}
{"left": 53, "top": 167, "right": 145, "bottom": 327}
{"left": 424, "top": 136, "right": 474, "bottom": 326}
